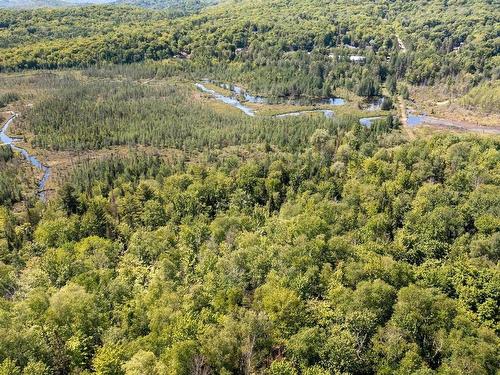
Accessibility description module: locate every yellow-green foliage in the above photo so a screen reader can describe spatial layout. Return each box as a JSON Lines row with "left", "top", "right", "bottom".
{"left": 461, "top": 81, "right": 500, "bottom": 114}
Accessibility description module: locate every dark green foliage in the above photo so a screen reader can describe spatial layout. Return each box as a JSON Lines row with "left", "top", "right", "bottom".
{"left": 0, "top": 0, "right": 498, "bottom": 373}
{"left": 64, "top": 153, "right": 172, "bottom": 194}
{"left": 0, "top": 92, "right": 18, "bottom": 108}
{"left": 0, "top": 145, "right": 13, "bottom": 163}
{"left": 25, "top": 75, "right": 385, "bottom": 152}
{"left": 0, "top": 147, "right": 34, "bottom": 206}
{"left": 115, "top": 0, "right": 218, "bottom": 12}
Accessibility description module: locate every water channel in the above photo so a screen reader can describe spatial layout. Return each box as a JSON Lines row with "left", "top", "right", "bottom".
{"left": 1, "top": 113, "right": 50, "bottom": 200}
{"left": 196, "top": 83, "right": 500, "bottom": 134}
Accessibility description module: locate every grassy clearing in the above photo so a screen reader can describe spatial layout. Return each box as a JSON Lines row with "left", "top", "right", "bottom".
{"left": 411, "top": 84, "right": 500, "bottom": 127}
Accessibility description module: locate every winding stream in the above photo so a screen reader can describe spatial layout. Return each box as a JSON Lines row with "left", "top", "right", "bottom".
{"left": 197, "top": 83, "right": 391, "bottom": 124}
{"left": 219, "top": 83, "right": 267, "bottom": 104}
{"left": 359, "top": 116, "right": 384, "bottom": 127}
{"left": 197, "top": 82, "right": 500, "bottom": 134}
{"left": 1, "top": 87, "right": 494, "bottom": 204}
{"left": 217, "top": 82, "right": 347, "bottom": 106}
{"left": 275, "top": 110, "right": 335, "bottom": 119}
{"left": 196, "top": 82, "right": 339, "bottom": 119}
{"left": 196, "top": 83, "right": 256, "bottom": 116}
{"left": 1, "top": 113, "right": 50, "bottom": 200}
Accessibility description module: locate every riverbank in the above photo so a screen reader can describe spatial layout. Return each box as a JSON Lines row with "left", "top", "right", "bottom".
{"left": 195, "top": 82, "right": 390, "bottom": 120}
{"left": 1, "top": 112, "right": 50, "bottom": 200}
{"left": 410, "top": 85, "right": 500, "bottom": 128}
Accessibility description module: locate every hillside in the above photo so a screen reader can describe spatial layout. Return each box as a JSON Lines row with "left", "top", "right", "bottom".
{"left": 113, "top": 0, "right": 218, "bottom": 10}
{"left": 0, "top": 0, "right": 498, "bottom": 104}
{"left": 0, "top": 0, "right": 216, "bottom": 9}
{"left": 0, "top": 0, "right": 112, "bottom": 7}
{"left": 0, "top": 1, "right": 498, "bottom": 374}
{"left": 0, "top": 0, "right": 70, "bottom": 7}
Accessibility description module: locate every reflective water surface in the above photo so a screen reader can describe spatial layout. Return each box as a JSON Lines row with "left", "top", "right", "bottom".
{"left": 1, "top": 114, "right": 50, "bottom": 200}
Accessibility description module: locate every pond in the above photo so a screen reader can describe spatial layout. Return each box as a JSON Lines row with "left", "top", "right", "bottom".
{"left": 407, "top": 113, "right": 425, "bottom": 127}
{"left": 196, "top": 83, "right": 256, "bottom": 116}
{"left": 362, "top": 97, "right": 388, "bottom": 111}
{"left": 406, "top": 110, "right": 500, "bottom": 134}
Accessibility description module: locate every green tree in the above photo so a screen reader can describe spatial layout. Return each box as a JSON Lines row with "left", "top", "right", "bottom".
{"left": 122, "top": 351, "right": 158, "bottom": 375}
{"left": 93, "top": 345, "right": 125, "bottom": 375}
{"left": 266, "top": 360, "right": 297, "bottom": 375}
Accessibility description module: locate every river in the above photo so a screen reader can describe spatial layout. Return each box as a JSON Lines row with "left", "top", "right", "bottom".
{"left": 1, "top": 113, "right": 50, "bottom": 200}
{"left": 275, "top": 110, "right": 335, "bottom": 119}
{"left": 197, "top": 82, "right": 392, "bottom": 125}
{"left": 195, "top": 83, "right": 256, "bottom": 116}
{"left": 196, "top": 82, "right": 343, "bottom": 119}
{"left": 216, "top": 82, "right": 347, "bottom": 106}
{"left": 197, "top": 82, "right": 500, "bottom": 135}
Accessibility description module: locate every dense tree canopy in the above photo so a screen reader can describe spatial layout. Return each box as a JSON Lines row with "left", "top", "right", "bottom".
{"left": 0, "top": 121, "right": 498, "bottom": 373}
{"left": 0, "top": 0, "right": 498, "bottom": 373}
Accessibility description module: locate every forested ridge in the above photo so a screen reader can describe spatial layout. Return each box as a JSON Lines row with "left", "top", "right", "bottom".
{"left": 1, "top": 0, "right": 499, "bottom": 103}
{"left": 113, "top": 0, "right": 219, "bottom": 12}
{"left": 0, "top": 0, "right": 217, "bottom": 11}
{"left": 0, "top": 0, "right": 499, "bottom": 373}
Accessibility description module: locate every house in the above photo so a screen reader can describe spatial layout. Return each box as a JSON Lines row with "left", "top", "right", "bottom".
{"left": 349, "top": 55, "right": 366, "bottom": 63}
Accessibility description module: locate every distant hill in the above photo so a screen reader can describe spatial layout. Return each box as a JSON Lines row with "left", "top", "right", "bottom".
{"left": 0, "top": 0, "right": 68, "bottom": 7}
{"left": 112, "top": 0, "right": 219, "bottom": 10}
{"left": 0, "top": 0, "right": 216, "bottom": 8}
{"left": 0, "top": 0, "right": 113, "bottom": 7}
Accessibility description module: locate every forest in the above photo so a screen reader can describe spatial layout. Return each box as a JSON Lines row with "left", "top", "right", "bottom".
{"left": 0, "top": 117, "right": 498, "bottom": 374}
{"left": 0, "top": 145, "right": 28, "bottom": 205}
{"left": 0, "top": 0, "right": 499, "bottom": 374}
{"left": 1, "top": 0, "right": 499, "bottom": 102}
